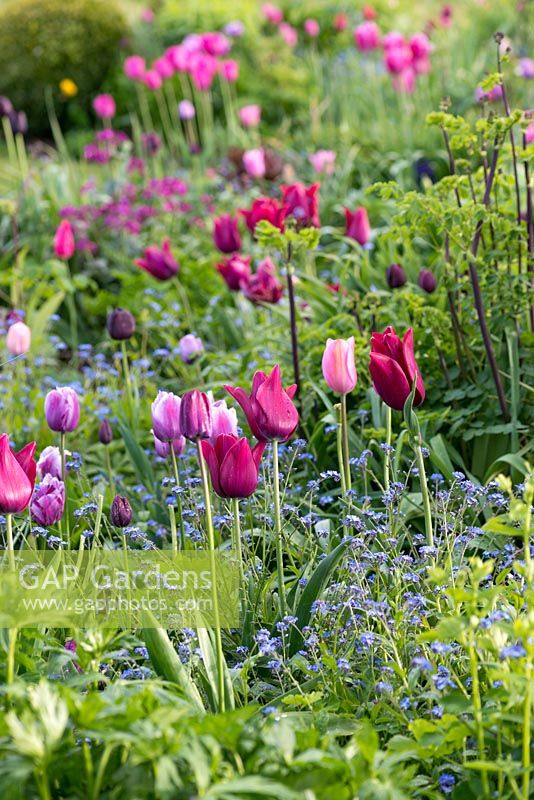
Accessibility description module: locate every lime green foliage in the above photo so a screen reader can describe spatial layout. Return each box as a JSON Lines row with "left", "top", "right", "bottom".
{"left": 0, "top": 0, "right": 128, "bottom": 133}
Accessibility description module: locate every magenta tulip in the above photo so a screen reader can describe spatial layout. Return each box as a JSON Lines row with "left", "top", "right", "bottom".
{"left": 240, "top": 258, "right": 284, "bottom": 304}
{"left": 92, "top": 94, "right": 116, "bottom": 120}
{"left": 31, "top": 475, "right": 65, "bottom": 526}
{"left": 354, "top": 21, "right": 380, "bottom": 51}
{"left": 180, "top": 390, "right": 212, "bottom": 441}
{"left": 201, "top": 434, "right": 265, "bottom": 498}
{"left": 240, "top": 198, "right": 286, "bottom": 234}
{"left": 0, "top": 434, "right": 36, "bottom": 513}
{"left": 281, "top": 182, "right": 320, "bottom": 227}
{"left": 216, "top": 254, "right": 252, "bottom": 291}
{"left": 322, "top": 337, "right": 357, "bottom": 395}
{"left": 124, "top": 55, "right": 146, "bottom": 81}
{"left": 369, "top": 326, "right": 425, "bottom": 411}
{"left": 239, "top": 104, "right": 261, "bottom": 128}
{"left": 344, "top": 207, "right": 370, "bottom": 245}
{"left": 213, "top": 214, "right": 241, "bottom": 253}
{"left": 225, "top": 364, "right": 298, "bottom": 442}
{"left": 54, "top": 220, "right": 75, "bottom": 259}
{"left": 136, "top": 239, "right": 179, "bottom": 280}
{"left": 304, "top": 19, "right": 320, "bottom": 37}
{"left": 220, "top": 59, "right": 239, "bottom": 83}
{"left": 44, "top": 387, "right": 80, "bottom": 433}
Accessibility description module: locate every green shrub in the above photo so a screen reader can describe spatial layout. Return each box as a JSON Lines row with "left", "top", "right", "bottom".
{"left": 0, "top": 0, "right": 128, "bottom": 135}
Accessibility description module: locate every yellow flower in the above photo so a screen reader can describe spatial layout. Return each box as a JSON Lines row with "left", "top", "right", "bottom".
{"left": 59, "top": 78, "right": 78, "bottom": 98}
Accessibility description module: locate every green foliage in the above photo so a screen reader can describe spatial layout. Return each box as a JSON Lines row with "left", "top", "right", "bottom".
{"left": 0, "top": 0, "right": 128, "bottom": 134}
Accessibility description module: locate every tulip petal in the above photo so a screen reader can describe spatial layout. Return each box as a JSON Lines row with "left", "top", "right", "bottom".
{"left": 369, "top": 352, "right": 411, "bottom": 411}
{"left": 255, "top": 365, "right": 299, "bottom": 441}
{"left": 201, "top": 440, "right": 224, "bottom": 497}
{"left": 219, "top": 438, "right": 259, "bottom": 498}
{"left": 402, "top": 328, "right": 425, "bottom": 406}
{"left": 224, "top": 384, "right": 265, "bottom": 441}
{"left": 251, "top": 441, "right": 266, "bottom": 468}
{"left": 14, "top": 441, "right": 37, "bottom": 486}
{"left": 0, "top": 434, "right": 33, "bottom": 513}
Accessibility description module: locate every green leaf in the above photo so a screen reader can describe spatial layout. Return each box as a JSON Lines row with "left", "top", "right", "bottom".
{"left": 141, "top": 624, "right": 205, "bottom": 711}
{"left": 197, "top": 628, "right": 235, "bottom": 713}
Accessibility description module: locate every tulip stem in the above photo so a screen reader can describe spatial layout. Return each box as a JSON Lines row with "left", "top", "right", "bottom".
{"left": 105, "top": 447, "right": 114, "bottom": 496}
{"left": 340, "top": 394, "right": 351, "bottom": 492}
{"left": 170, "top": 448, "right": 186, "bottom": 550}
{"left": 285, "top": 243, "right": 301, "bottom": 396}
{"left": 196, "top": 439, "right": 225, "bottom": 712}
{"left": 169, "top": 505, "right": 178, "bottom": 554}
{"left": 60, "top": 433, "right": 70, "bottom": 548}
{"left": 384, "top": 404, "right": 392, "bottom": 491}
{"left": 121, "top": 341, "right": 134, "bottom": 421}
{"left": 272, "top": 440, "right": 287, "bottom": 618}
{"left": 415, "top": 440, "right": 433, "bottom": 549}
{"left": 233, "top": 498, "right": 245, "bottom": 615}
{"left": 5, "top": 513, "right": 17, "bottom": 684}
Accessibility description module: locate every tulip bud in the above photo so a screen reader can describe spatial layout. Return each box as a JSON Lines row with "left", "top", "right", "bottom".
{"left": 213, "top": 214, "right": 241, "bottom": 254}
{"left": 179, "top": 334, "right": 204, "bottom": 363}
{"left": 98, "top": 420, "right": 113, "bottom": 445}
{"left": 54, "top": 220, "right": 75, "bottom": 260}
{"left": 107, "top": 308, "right": 136, "bottom": 340}
{"left": 179, "top": 390, "right": 212, "bottom": 441}
{"left": 6, "top": 321, "right": 31, "bottom": 355}
{"left": 151, "top": 391, "right": 182, "bottom": 442}
{"left": 37, "top": 446, "right": 62, "bottom": 480}
{"left": 44, "top": 387, "right": 80, "bottom": 433}
{"left": 110, "top": 495, "right": 133, "bottom": 528}
{"left": 418, "top": 269, "right": 437, "bottom": 293}
{"left": 31, "top": 475, "right": 65, "bottom": 527}
{"left": 322, "top": 337, "right": 357, "bottom": 395}
{"left": 386, "top": 263, "right": 407, "bottom": 289}
{"left": 92, "top": 94, "right": 116, "bottom": 120}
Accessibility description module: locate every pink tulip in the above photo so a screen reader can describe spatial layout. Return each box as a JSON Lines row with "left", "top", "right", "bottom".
{"left": 240, "top": 197, "right": 286, "bottom": 233}
{"left": 213, "top": 214, "right": 241, "bottom": 254}
{"left": 124, "top": 55, "right": 146, "bottom": 81}
{"left": 384, "top": 45, "right": 412, "bottom": 74}
{"left": 322, "top": 337, "right": 357, "bottom": 395}
{"left": 220, "top": 59, "right": 239, "bottom": 83}
{"left": 142, "top": 70, "right": 163, "bottom": 91}
{"left": 37, "top": 446, "right": 62, "bottom": 480}
{"left": 178, "top": 99, "right": 196, "bottom": 120}
{"left": 201, "top": 32, "right": 231, "bottom": 56}
{"left": 344, "top": 207, "right": 371, "bottom": 245}
{"left": 0, "top": 434, "right": 36, "bottom": 514}
{"left": 382, "top": 31, "right": 405, "bottom": 50}
{"left": 239, "top": 104, "right": 261, "bottom": 127}
{"left": 261, "top": 3, "right": 283, "bottom": 24}
{"left": 6, "top": 321, "right": 31, "bottom": 355}
{"left": 308, "top": 150, "right": 335, "bottom": 175}
{"left": 179, "top": 390, "right": 212, "bottom": 441}
{"left": 54, "top": 220, "right": 75, "bottom": 259}
{"left": 153, "top": 56, "right": 174, "bottom": 80}
{"left": 525, "top": 123, "right": 534, "bottom": 144}
{"left": 154, "top": 434, "right": 185, "bottom": 459}
{"left": 410, "top": 32, "right": 432, "bottom": 60}
{"left": 188, "top": 53, "right": 218, "bottom": 91}
{"left": 243, "top": 148, "right": 266, "bottom": 179}
{"left": 304, "top": 19, "right": 320, "bottom": 38}
{"left": 166, "top": 45, "right": 188, "bottom": 72}
{"left": 282, "top": 182, "right": 320, "bottom": 228}
{"left": 354, "top": 21, "right": 380, "bottom": 51}
{"left": 152, "top": 391, "right": 182, "bottom": 442}
{"left": 179, "top": 334, "right": 204, "bottom": 363}
{"left": 209, "top": 396, "right": 238, "bottom": 442}
{"left": 334, "top": 13, "right": 348, "bottom": 32}
{"left": 92, "top": 94, "right": 116, "bottom": 120}
{"left": 44, "top": 387, "right": 80, "bottom": 433}
{"left": 141, "top": 8, "right": 155, "bottom": 23}
{"left": 392, "top": 66, "right": 416, "bottom": 94}
{"left": 279, "top": 23, "right": 298, "bottom": 47}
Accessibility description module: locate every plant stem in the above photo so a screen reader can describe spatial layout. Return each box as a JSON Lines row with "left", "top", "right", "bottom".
{"left": 523, "top": 659, "right": 532, "bottom": 800}
{"left": 272, "top": 440, "right": 287, "bottom": 618}
{"left": 169, "top": 504, "right": 178, "bottom": 554}
{"left": 60, "top": 432, "right": 70, "bottom": 547}
{"left": 468, "top": 627, "right": 490, "bottom": 798}
{"left": 170, "top": 447, "right": 186, "bottom": 549}
{"left": 340, "top": 393, "right": 351, "bottom": 492}
{"left": 384, "top": 404, "right": 392, "bottom": 491}
{"left": 6, "top": 513, "right": 17, "bottom": 684}
{"left": 232, "top": 498, "right": 246, "bottom": 617}
{"left": 285, "top": 242, "right": 301, "bottom": 395}
{"left": 196, "top": 439, "right": 225, "bottom": 712}
{"left": 121, "top": 341, "right": 134, "bottom": 420}
{"left": 415, "top": 441, "right": 433, "bottom": 549}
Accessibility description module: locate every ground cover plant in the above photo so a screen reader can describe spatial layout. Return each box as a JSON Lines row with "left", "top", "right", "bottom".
{"left": 0, "top": 0, "right": 533, "bottom": 798}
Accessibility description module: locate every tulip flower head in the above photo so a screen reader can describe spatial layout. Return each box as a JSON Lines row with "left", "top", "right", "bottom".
{"left": 369, "top": 327, "right": 425, "bottom": 411}
{"left": 241, "top": 258, "right": 284, "bottom": 304}
{"left": 354, "top": 21, "right": 380, "bottom": 51}
{"left": 6, "top": 321, "right": 31, "bottom": 356}
{"left": 386, "top": 263, "right": 407, "bottom": 288}
{"left": 151, "top": 391, "right": 182, "bottom": 442}
{"left": 0, "top": 434, "right": 36, "bottom": 513}
{"left": 225, "top": 364, "right": 298, "bottom": 442}
{"left": 322, "top": 337, "right": 357, "bottom": 395}
{"left": 124, "top": 55, "right": 146, "bottom": 81}
{"left": 31, "top": 475, "right": 65, "bottom": 526}
{"left": 110, "top": 495, "right": 133, "bottom": 528}
{"left": 344, "top": 207, "right": 371, "bottom": 245}
{"left": 243, "top": 148, "right": 266, "bottom": 179}
{"left": 92, "top": 94, "right": 116, "bottom": 119}
{"left": 240, "top": 197, "right": 286, "bottom": 234}
{"left": 179, "top": 334, "right": 204, "bottom": 363}
{"left": 180, "top": 390, "right": 212, "bottom": 441}
{"left": 213, "top": 214, "right": 241, "bottom": 253}
{"left": 136, "top": 239, "right": 179, "bottom": 280}
{"left": 201, "top": 434, "right": 265, "bottom": 498}
{"left": 524, "top": 122, "right": 534, "bottom": 144}
{"left": 178, "top": 99, "right": 196, "bottom": 120}
{"left": 304, "top": 19, "right": 320, "bottom": 37}
{"left": 45, "top": 387, "right": 80, "bottom": 433}
{"left": 153, "top": 434, "right": 186, "bottom": 459}
{"left": 282, "top": 182, "right": 320, "bottom": 228}
{"left": 37, "top": 446, "right": 62, "bottom": 480}
{"left": 107, "top": 308, "right": 136, "bottom": 340}
{"left": 239, "top": 104, "right": 261, "bottom": 128}
{"left": 309, "top": 150, "right": 336, "bottom": 175}
{"left": 98, "top": 420, "right": 113, "bottom": 445}
{"left": 54, "top": 219, "right": 75, "bottom": 260}
{"left": 220, "top": 59, "right": 239, "bottom": 82}
{"left": 217, "top": 254, "right": 252, "bottom": 291}
{"left": 418, "top": 269, "right": 437, "bottom": 293}
{"left": 262, "top": 3, "right": 283, "bottom": 24}
{"left": 209, "top": 396, "right": 239, "bottom": 442}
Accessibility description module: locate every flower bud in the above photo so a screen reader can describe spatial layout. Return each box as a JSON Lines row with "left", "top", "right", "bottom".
{"left": 98, "top": 420, "right": 113, "bottom": 445}
{"left": 106, "top": 308, "right": 136, "bottom": 340}
{"left": 44, "top": 387, "right": 80, "bottom": 433}
{"left": 386, "top": 263, "right": 407, "bottom": 289}
{"left": 418, "top": 269, "right": 437, "bottom": 293}
{"left": 6, "top": 321, "right": 31, "bottom": 355}
{"left": 179, "top": 390, "right": 212, "bottom": 441}
{"left": 110, "top": 495, "right": 133, "bottom": 528}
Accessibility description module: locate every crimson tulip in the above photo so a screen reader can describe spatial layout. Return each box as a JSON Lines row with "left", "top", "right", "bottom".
{"left": 135, "top": 239, "right": 179, "bottom": 280}
{"left": 344, "top": 207, "right": 370, "bottom": 245}
{"left": 240, "top": 258, "right": 284, "bottom": 304}
{"left": 240, "top": 198, "right": 286, "bottom": 234}
{"left": 217, "top": 254, "right": 251, "bottom": 291}
{"left": 201, "top": 434, "right": 265, "bottom": 498}
{"left": 369, "top": 326, "right": 425, "bottom": 411}
{"left": 213, "top": 214, "right": 241, "bottom": 254}
{"left": 281, "top": 182, "right": 320, "bottom": 228}
{"left": 225, "top": 364, "right": 298, "bottom": 442}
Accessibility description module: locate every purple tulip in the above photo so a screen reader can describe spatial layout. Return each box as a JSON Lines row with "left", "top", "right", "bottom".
{"left": 179, "top": 390, "right": 212, "bottom": 441}
{"left": 44, "top": 387, "right": 80, "bottom": 433}
{"left": 110, "top": 495, "right": 133, "bottom": 528}
{"left": 179, "top": 334, "right": 204, "bottom": 363}
{"left": 31, "top": 475, "right": 65, "bottom": 526}
{"left": 153, "top": 434, "right": 186, "bottom": 459}
{"left": 135, "top": 239, "right": 179, "bottom": 280}
{"left": 386, "top": 263, "right": 407, "bottom": 288}
{"left": 418, "top": 269, "right": 437, "bottom": 293}
{"left": 37, "top": 446, "right": 62, "bottom": 480}
{"left": 151, "top": 391, "right": 182, "bottom": 442}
